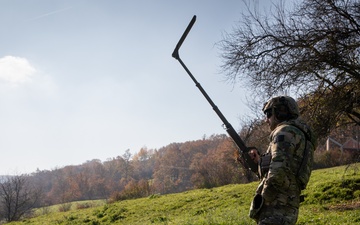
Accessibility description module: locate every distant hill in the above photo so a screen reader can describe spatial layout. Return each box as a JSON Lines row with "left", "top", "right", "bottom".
{"left": 7, "top": 164, "right": 360, "bottom": 225}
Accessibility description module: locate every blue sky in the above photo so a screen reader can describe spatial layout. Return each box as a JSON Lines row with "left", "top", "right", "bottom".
{"left": 0, "top": 0, "right": 282, "bottom": 174}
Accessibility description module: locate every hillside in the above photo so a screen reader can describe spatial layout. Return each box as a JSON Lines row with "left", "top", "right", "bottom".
{"left": 7, "top": 164, "right": 360, "bottom": 225}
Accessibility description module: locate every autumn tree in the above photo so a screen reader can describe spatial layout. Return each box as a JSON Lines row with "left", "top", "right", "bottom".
{"left": 190, "top": 138, "right": 246, "bottom": 188}
{"left": 76, "top": 159, "right": 109, "bottom": 200}
{"left": 132, "top": 147, "right": 155, "bottom": 180}
{"left": 153, "top": 143, "right": 185, "bottom": 194}
{"left": 120, "top": 149, "right": 133, "bottom": 181}
{"left": 220, "top": 0, "right": 360, "bottom": 140}
{"left": 103, "top": 156, "right": 126, "bottom": 194}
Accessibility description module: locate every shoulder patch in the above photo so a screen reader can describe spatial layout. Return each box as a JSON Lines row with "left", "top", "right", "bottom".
{"left": 275, "top": 135, "right": 285, "bottom": 143}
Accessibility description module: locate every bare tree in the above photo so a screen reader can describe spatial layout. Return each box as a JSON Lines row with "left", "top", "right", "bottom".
{"left": 220, "top": 0, "right": 360, "bottom": 139}
{"left": 0, "top": 175, "right": 42, "bottom": 222}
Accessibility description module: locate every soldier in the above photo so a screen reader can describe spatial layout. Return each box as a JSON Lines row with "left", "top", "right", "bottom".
{"left": 249, "top": 96, "right": 317, "bottom": 225}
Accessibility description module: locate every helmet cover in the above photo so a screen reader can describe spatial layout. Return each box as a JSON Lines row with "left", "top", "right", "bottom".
{"left": 262, "top": 96, "right": 300, "bottom": 119}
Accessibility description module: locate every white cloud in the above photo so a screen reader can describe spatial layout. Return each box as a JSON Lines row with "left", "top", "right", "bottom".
{"left": 0, "top": 56, "right": 36, "bottom": 84}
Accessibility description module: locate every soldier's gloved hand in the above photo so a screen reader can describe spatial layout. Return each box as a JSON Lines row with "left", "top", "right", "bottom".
{"left": 249, "top": 194, "right": 264, "bottom": 219}
{"left": 249, "top": 148, "right": 260, "bottom": 164}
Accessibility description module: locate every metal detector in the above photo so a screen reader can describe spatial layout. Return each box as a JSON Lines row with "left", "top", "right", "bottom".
{"left": 171, "top": 15, "right": 258, "bottom": 175}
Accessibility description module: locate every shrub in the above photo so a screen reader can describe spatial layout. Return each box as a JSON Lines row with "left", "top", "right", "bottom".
{"left": 109, "top": 179, "right": 151, "bottom": 202}
{"left": 313, "top": 150, "right": 354, "bottom": 170}
{"left": 58, "top": 203, "right": 72, "bottom": 212}
{"left": 76, "top": 202, "right": 92, "bottom": 209}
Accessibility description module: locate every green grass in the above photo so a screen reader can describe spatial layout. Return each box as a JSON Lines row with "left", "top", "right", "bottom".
{"left": 8, "top": 164, "right": 360, "bottom": 225}
{"left": 32, "top": 200, "right": 107, "bottom": 216}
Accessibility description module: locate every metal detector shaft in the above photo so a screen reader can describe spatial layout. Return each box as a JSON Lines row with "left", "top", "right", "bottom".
{"left": 172, "top": 16, "right": 259, "bottom": 175}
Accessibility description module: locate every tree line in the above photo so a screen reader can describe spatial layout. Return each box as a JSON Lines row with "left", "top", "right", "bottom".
{"left": 0, "top": 134, "right": 252, "bottom": 222}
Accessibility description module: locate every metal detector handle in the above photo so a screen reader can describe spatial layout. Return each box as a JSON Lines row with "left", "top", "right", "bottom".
{"left": 171, "top": 15, "right": 259, "bottom": 176}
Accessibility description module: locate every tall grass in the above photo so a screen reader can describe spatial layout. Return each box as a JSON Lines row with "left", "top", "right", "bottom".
{"left": 7, "top": 164, "right": 360, "bottom": 225}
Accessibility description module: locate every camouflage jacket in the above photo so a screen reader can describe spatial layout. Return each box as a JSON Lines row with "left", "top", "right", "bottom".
{"left": 256, "top": 119, "right": 317, "bottom": 208}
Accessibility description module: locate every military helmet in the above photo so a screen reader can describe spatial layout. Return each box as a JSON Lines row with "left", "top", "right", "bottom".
{"left": 262, "top": 96, "right": 300, "bottom": 119}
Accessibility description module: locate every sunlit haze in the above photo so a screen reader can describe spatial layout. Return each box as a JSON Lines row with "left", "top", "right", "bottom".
{"left": 0, "top": 0, "right": 283, "bottom": 174}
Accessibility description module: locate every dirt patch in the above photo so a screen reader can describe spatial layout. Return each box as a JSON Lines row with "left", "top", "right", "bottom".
{"left": 328, "top": 201, "right": 360, "bottom": 211}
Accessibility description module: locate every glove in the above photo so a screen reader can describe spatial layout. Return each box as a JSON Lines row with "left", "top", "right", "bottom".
{"left": 249, "top": 194, "right": 264, "bottom": 219}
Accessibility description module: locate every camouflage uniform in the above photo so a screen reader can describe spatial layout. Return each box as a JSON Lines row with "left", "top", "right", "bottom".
{"left": 249, "top": 97, "right": 316, "bottom": 225}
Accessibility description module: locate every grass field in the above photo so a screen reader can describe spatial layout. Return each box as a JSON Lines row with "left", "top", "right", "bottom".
{"left": 7, "top": 164, "right": 360, "bottom": 225}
